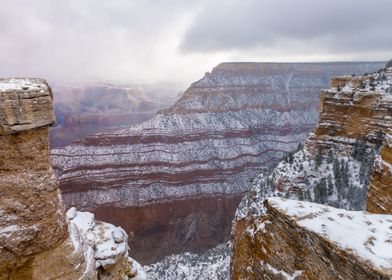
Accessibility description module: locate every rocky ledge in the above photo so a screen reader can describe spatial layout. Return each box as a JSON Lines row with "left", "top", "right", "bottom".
{"left": 232, "top": 198, "right": 392, "bottom": 280}
{"left": 0, "top": 78, "right": 145, "bottom": 279}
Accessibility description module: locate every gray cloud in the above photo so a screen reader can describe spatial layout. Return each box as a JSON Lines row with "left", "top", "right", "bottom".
{"left": 0, "top": 0, "right": 200, "bottom": 84}
{"left": 0, "top": 0, "right": 390, "bottom": 85}
{"left": 180, "top": 0, "right": 392, "bottom": 55}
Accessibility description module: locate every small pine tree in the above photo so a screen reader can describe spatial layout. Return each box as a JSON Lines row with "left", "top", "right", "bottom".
{"left": 298, "top": 190, "right": 304, "bottom": 201}
{"left": 327, "top": 175, "right": 334, "bottom": 196}
{"left": 385, "top": 59, "right": 392, "bottom": 68}
{"left": 327, "top": 149, "right": 334, "bottom": 164}
{"left": 315, "top": 148, "right": 323, "bottom": 169}
{"left": 352, "top": 136, "right": 367, "bottom": 161}
{"left": 314, "top": 178, "right": 327, "bottom": 204}
{"left": 375, "top": 131, "right": 384, "bottom": 150}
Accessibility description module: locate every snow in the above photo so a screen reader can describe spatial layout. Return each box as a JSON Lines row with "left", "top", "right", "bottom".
{"left": 145, "top": 243, "right": 231, "bottom": 280}
{"left": 268, "top": 197, "right": 392, "bottom": 271}
{"left": 263, "top": 262, "right": 303, "bottom": 280}
{"left": 0, "top": 78, "right": 45, "bottom": 92}
{"left": 66, "top": 208, "right": 147, "bottom": 278}
{"left": 131, "top": 258, "right": 148, "bottom": 280}
{"left": 71, "top": 211, "right": 95, "bottom": 232}
{"left": 0, "top": 225, "right": 20, "bottom": 234}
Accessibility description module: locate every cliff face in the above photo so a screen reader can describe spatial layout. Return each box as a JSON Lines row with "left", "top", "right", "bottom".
{"left": 0, "top": 78, "right": 145, "bottom": 280}
{"left": 367, "top": 125, "right": 392, "bottom": 213}
{"left": 232, "top": 198, "right": 392, "bottom": 280}
{"left": 231, "top": 66, "right": 392, "bottom": 279}
{"left": 50, "top": 83, "right": 180, "bottom": 148}
{"left": 51, "top": 62, "right": 383, "bottom": 263}
{"left": 249, "top": 67, "right": 392, "bottom": 212}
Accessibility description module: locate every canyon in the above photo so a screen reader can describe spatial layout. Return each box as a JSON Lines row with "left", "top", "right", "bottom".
{"left": 0, "top": 78, "right": 145, "bottom": 279}
{"left": 51, "top": 62, "right": 384, "bottom": 264}
{"left": 50, "top": 82, "right": 180, "bottom": 148}
{"left": 231, "top": 65, "right": 392, "bottom": 279}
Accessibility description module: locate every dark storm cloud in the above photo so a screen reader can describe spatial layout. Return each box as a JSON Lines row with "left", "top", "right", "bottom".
{"left": 180, "top": 0, "right": 392, "bottom": 55}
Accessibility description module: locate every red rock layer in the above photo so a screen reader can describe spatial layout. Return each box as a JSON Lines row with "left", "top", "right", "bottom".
{"left": 95, "top": 193, "right": 243, "bottom": 264}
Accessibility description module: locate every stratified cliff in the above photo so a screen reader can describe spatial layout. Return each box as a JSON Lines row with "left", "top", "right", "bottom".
{"left": 50, "top": 82, "right": 180, "bottom": 148}
{"left": 51, "top": 62, "right": 383, "bottom": 263}
{"left": 0, "top": 78, "right": 145, "bottom": 280}
{"left": 231, "top": 65, "right": 392, "bottom": 279}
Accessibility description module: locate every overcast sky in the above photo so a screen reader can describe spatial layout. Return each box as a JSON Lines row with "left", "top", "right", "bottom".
{"left": 0, "top": 0, "right": 391, "bottom": 85}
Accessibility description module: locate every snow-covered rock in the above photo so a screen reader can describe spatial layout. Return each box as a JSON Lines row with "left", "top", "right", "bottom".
{"left": 232, "top": 65, "right": 392, "bottom": 279}
{"left": 0, "top": 78, "right": 145, "bottom": 279}
{"left": 145, "top": 243, "right": 231, "bottom": 280}
{"left": 68, "top": 209, "right": 147, "bottom": 279}
{"left": 232, "top": 198, "right": 392, "bottom": 279}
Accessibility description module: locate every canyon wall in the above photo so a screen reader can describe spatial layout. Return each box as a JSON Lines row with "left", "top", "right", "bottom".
{"left": 50, "top": 83, "right": 180, "bottom": 147}
{"left": 367, "top": 126, "right": 392, "bottom": 213}
{"left": 51, "top": 62, "right": 384, "bottom": 264}
{"left": 0, "top": 78, "right": 145, "bottom": 280}
{"left": 231, "top": 66, "right": 392, "bottom": 279}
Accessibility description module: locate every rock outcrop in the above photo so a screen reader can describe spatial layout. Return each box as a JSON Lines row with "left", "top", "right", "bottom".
{"left": 51, "top": 62, "right": 384, "bottom": 263}
{"left": 239, "top": 66, "right": 392, "bottom": 213}
{"left": 0, "top": 78, "right": 145, "bottom": 280}
{"left": 231, "top": 65, "right": 392, "bottom": 279}
{"left": 232, "top": 198, "right": 392, "bottom": 280}
{"left": 367, "top": 127, "right": 392, "bottom": 214}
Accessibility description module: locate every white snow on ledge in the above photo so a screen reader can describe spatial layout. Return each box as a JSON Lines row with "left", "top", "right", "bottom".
{"left": 0, "top": 78, "right": 45, "bottom": 91}
{"left": 267, "top": 197, "right": 392, "bottom": 271}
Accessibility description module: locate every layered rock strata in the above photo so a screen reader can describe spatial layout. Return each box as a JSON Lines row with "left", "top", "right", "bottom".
{"left": 50, "top": 82, "right": 180, "bottom": 148}
{"left": 231, "top": 66, "right": 392, "bottom": 279}
{"left": 51, "top": 62, "right": 384, "bottom": 263}
{"left": 0, "top": 78, "right": 145, "bottom": 279}
{"left": 231, "top": 198, "right": 392, "bottom": 280}
{"left": 246, "top": 66, "right": 392, "bottom": 212}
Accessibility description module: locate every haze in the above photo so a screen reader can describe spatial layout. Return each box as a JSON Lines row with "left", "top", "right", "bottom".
{"left": 1, "top": 0, "right": 391, "bottom": 85}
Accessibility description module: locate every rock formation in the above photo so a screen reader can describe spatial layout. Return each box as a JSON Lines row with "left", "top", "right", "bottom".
{"left": 231, "top": 65, "right": 392, "bottom": 279}
{"left": 367, "top": 134, "right": 392, "bottom": 213}
{"left": 232, "top": 198, "right": 392, "bottom": 280}
{"left": 0, "top": 78, "right": 145, "bottom": 280}
{"left": 51, "top": 62, "right": 384, "bottom": 263}
{"left": 236, "top": 65, "right": 392, "bottom": 214}
{"left": 50, "top": 82, "right": 180, "bottom": 148}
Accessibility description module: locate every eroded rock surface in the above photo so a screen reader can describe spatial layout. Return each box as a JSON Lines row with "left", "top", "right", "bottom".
{"left": 231, "top": 65, "right": 392, "bottom": 279}
{"left": 0, "top": 78, "right": 145, "bottom": 280}
{"left": 367, "top": 129, "right": 392, "bottom": 214}
{"left": 232, "top": 198, "right": 392, "bottom": 280}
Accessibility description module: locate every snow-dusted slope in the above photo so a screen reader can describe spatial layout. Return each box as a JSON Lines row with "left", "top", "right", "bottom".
{"left": 144, "top": 243, "right": 230, "bottom": 280}
{"left": 268, "top": 198, "right": 392, "bottom": 270}
{"left": 232, "top": 198, "right": 392, "bottom": 279}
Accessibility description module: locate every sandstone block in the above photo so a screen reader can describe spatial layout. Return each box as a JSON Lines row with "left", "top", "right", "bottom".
{"left": 0, "top": 78, "right": 55, "bottom": 135}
